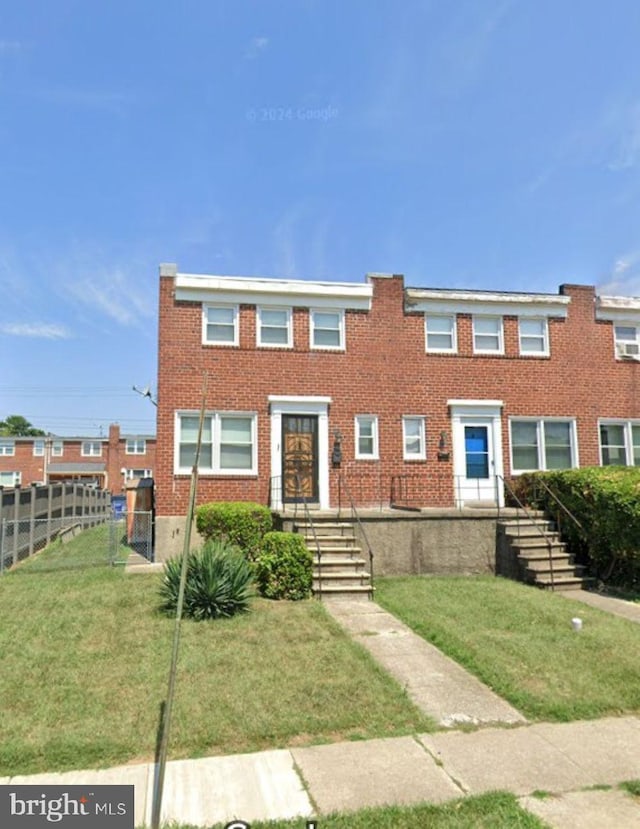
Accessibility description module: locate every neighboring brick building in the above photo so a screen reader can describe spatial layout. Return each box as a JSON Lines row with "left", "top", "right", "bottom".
{"left": 155, "top": 263, "right": 640, "bottom": 534}
{"left": 0, "top": 424, "right": 156, "bottom": 494}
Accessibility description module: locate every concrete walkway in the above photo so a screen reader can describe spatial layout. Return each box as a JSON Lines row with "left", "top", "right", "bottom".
{"left": 324, "top": 598, "right": 526, "bottom": 727}
{"left": 3, "top": 717, "right": 639, "bottom": 827}
{"left": 558, "top": 589, "right": 640, "bottom": 624}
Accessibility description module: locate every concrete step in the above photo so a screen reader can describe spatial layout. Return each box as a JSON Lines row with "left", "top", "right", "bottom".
{"left": 501, "top": 524, "right": 556, "bottom": 539}
{"left": 295, "top": 522, "right": 354, "bottom": 535}
{"left": 307, "top": 545, "right": 363, "bottom": 557}
{"left": 512, "top": 541, "right": 566, "bottom": 555}
{"left": 313, "top": 555, "right": 367, "bottom": 567}
{"left": 314, "top": 584, "right": 373, "bottom": 599}
{"left": 521, "top": 556, "right": 574, "bottom": 572}
{"left": 525, "top": 563, "right": 587, "bottom": 580}
{"left": 313, "top": 572, "right": 371, "bottom": 588}
{"left": 303, "top": 533, "right": 357, "bottom": 545}
{"left": 535, "top": 575, "right": 596, "bottom": 591}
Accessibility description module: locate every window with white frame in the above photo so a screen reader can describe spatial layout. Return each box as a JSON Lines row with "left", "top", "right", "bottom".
{"left": 510, "top": 419, "right": 576, "bottom": 472}
{"left": 257, "top": 307, "right": 292, "bottom": 347}
{"left": 33, "top": 439, "right": 45, "bottom": 456}
{"left": 614, "top": 324, "right": 640, "bottom": 358}
{"left": 600, "top": 421, "right": 640, "bottom": 466}
{"left": 403, "top": 416, "right": 426, "bottom": 460}
{"left": 175, "top": 412, "right": 257, "bottom": 474}
{"left": 425, "top": 314, "right": 457, "bottom": 353}
{"left": 0, "top": 471, "right": 20, "bottom": 487}
{"left": 203, "top": 304, "right": 238, "bottom": 346}
{"left": 123, "top": 468, "right": 153, "bottom": 480}
{"left": 51, "top": 440, "right": 63, "bottom": 457}
{"left": 126, "top": 438, "right": 146, "bottom": 455}
{"left": 355, "top": 415, "right": 379, "bottom": 459}
{"left": 473, "top": 316, "right": 504, "bottom": 354}
{"left": 81, "top": 441, "right": 102, "bottom": 457}
{"left": 0, "top": 440, "right": 15, "bottom": 456}
{"left": 310, "top": 309, "right": 344, "bottom": 350}
{"left": 519, "top": 318, "right": 549, "bottom": 356}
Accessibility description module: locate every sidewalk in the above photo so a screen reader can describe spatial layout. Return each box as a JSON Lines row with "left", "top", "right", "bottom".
{"left": 558, "top": 589, "right": 640, "bottom": 624}
{"left": 3, "top": 716, "right": 639, "bottom": 827}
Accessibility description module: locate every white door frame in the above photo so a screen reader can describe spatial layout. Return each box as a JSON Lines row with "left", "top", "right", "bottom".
{"left": 268, "top": 395, "right": 331, "bottom": 510}
{"left": 449, "top": 400, "right": 504, "bottom": 507}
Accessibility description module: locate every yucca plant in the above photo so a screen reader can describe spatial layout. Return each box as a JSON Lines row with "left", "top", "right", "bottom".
{"left": 159, "top": 539, "right": 254, "bottom": 620}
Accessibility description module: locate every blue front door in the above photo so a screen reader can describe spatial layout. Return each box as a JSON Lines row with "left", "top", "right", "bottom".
{"left": 465, "top": 426, "right": 489, "bottom": 479}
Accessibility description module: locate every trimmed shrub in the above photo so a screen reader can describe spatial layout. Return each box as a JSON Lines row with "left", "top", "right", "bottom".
{"left": 159, "top": 539, "right": 254, "bottom": 620}
{"left": 195, "top": 501, "right": 273, "bottom": 561}
{"left": 515, "top": 467, "right": 640, "bottom": 585}
{"left": 255, "top": 532, "right": 313, "bottom": 601}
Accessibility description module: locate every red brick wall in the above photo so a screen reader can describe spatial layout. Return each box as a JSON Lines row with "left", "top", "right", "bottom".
{"left": 155, "top": 274, "right": 639, "bottom": 515}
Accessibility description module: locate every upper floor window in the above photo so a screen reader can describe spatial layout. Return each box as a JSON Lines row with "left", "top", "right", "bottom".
{"left": 82, "top": 441, "right": 102, "bottom": 457}
{"left": 519, "top": 318, "right": 549, "bottom": 356}
{"left": 600, "top": 421, "right": 640, "bottom": 466}
{"left": 51, "top": 440, "right": 64, "bottom": 457}
{"left": 614, "top": 325, "right": 640, "bottom": 359}
{"left": 473, "top": 316, "right": 504, "bottom": 354}
{"left": 33, "top": 439, "right": 45, "bottom": 457}
{"left": 0, "top": 470, "right": 20, "bottom": 487}
{"left": 0, "top": 440, "right": 15, "bottom": 457}
{"left": 175, "top": 412, "right": 257, "bottom": 475}
{"left": 310, "top": 309, "right": 344, "bottom": 350}
{"left": 403, "top": 416, "right": 426, "bottom": 461}
{"left": 425, "top": 314, "right": 457, "bottom": 353}
{"left": 126, "top": 438, "right": 146, "bottom": 455}
{"left": 257, "top": 307, "right": 292, "bottom": 348}
{"left": 123, "top": 468, "right": 153, "bottom": 480}
{"left": 203, "top": 304, "right": 238, "bottom": 346}
{"left": 355, "top": 415, "right": 379, "bottom": 459}
{"left": 510, "top": 419, "right": 577, "bottom": 473}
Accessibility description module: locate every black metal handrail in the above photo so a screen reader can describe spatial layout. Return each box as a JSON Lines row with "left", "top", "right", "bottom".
{"left": 269, "top": 473, "right": 323, "bottom": 599}
{"left": 293, "top": 474, "right": 323, "bottom": 600}
{"left": 534, "top": 477, "right": 584, "bottom": 538}
{"left": 496, "top": 474, "right": 556, "bottom": 591}
{"left": 389, "top": 474, "right": 423, "bottom": 511}
{"left": 338, "top": 475, "right": 374, "bottom": 598}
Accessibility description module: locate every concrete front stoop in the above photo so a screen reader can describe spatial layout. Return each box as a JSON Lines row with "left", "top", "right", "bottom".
{"left": 294, "top": 518, "right": 374, "bottom": 600}
{"left": 498, "top": 517, "right": 594, "bottom": 591}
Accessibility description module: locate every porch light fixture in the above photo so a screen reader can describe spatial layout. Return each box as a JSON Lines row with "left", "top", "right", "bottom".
{"left": 332, "top": 429, "right": 343, "bottom": 467}
{"left": 437, "top": 430, "right": 450, "bottom": 461}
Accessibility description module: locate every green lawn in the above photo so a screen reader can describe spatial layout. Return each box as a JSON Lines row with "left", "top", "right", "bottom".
{"left": 375, "top": 575, "right": 640, "bottom": 721}
{"left": 162, "top": 791, "right": 546, "bottom": 829}
{"left": 0, "top": 527, "right": 432, "bottom": 776}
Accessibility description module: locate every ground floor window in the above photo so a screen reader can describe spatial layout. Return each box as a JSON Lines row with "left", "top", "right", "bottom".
{"left": 510, "top": 418, "right": 577, "bottom": 472}
{"left": 0, "top": 471, "right": 21, "bottom": 487}
{"left": 355, "top": 415, "right": 378, "bottom": 459}
{"left": 175, "top": 412, "right": 257, "bottom": 475}
{"left": 403, "top": 416, "right": 426, "bottom": 460}
{"left": 123, "top": 468, "right": 153, "bottom": 480}
{"left": 599, "top": 420, "right": 640, "bottom": 466}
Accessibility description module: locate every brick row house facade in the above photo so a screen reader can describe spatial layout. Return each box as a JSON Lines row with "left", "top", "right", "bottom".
{"left": 155, "top": 263, "right": 640, "bottom": 545}
{"left": 0, "top": 424, "right": 156, "bottom": 494}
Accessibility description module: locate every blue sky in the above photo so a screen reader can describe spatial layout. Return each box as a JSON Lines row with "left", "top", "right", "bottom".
{"left": 2, "top": 0, "right": 640, "bottom": 435}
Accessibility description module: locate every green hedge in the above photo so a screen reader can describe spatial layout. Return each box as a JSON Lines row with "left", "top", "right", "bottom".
{"left": 195, "top": 501, "right": 273, "bottom": 561}
{"left": 255, "top": 531, "right": 313, "bottom": 601}
{"left": 515, "top": 467, "right": 640, "bottom": 584}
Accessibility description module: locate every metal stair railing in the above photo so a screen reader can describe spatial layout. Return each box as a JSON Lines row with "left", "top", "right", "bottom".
{"left": 496, "top": 474, "right": 557, "bottom": 591}
{"left": 338, "top": 474, "right": 374, "bottom": 598}
{"left": 291, "top": 473, "right": 323, "bottom": 600}
{"left": 534, "top": 477, "right": 584, "bottom": 538}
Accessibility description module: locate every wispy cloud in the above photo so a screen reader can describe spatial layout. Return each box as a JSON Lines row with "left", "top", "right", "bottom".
{"left": 597, "top": 251, "right": 640, "bottom": 296}
{"left": 35, "top": 86, "right": 133, "bottom": 116}
{"left": 244, "top": 36, "right": 269, "bottom": 60}
{"left": 0, "top": 40, "right": 24, "bottom": 54}
{"left": 605, "top": 100, "right": 640, "bottom": 171}
{"left": 66, "top": 265, "right": 156, "bottom": 327}
{"left": 0, "top": 322, "right": 72, "bottom": 339}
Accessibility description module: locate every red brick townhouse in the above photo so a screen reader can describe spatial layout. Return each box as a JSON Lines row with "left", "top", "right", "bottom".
{"left": 155, "top": 263, "right": 640, "bottom": 537}
{"left": 0, "top": 424, "right": 156, "bottom": 494}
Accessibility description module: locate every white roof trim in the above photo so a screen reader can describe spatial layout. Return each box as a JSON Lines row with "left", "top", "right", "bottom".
{"left": 596, "top": 295, "right": 640, "bottom": 322}
{"left": 268, "top": 395, "right": 332, "bottom": 404}
{"left": 406, "top": 288, "right": 570, "bottom": 318}
{"left": 175, "top": 273, "right": 372, "bottom": 311}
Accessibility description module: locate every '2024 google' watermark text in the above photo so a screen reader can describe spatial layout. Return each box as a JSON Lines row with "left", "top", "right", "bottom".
{"left": 246, "top": 106, "right": 338, "bottom": 123}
